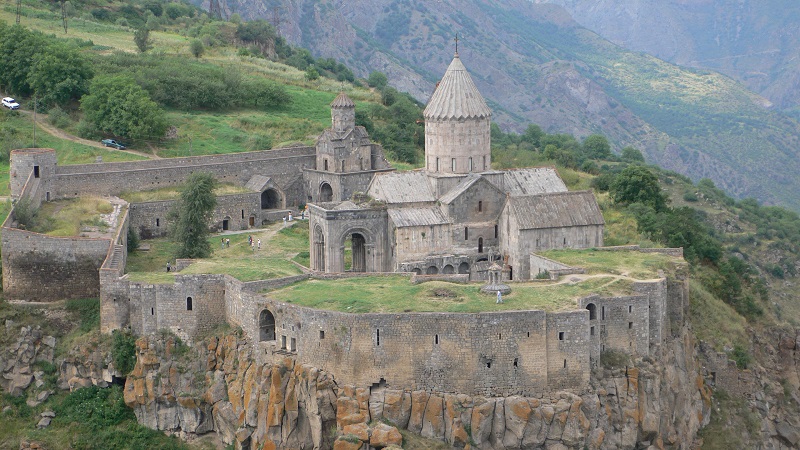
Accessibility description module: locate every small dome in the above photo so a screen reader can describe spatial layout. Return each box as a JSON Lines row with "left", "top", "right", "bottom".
{"left": 330, "top": 92, "right": 355, "bottom": 109}
{"left": 424, "top": 55, "right": 492, "bottom": 121}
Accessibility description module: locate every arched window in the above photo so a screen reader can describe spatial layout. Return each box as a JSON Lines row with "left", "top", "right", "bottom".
{"left": 320, "top": 183, "right": 333, "bottom": 202}
{"left": 259, "top": 310, "right": 276, "bottom": 341}
{"left": 186, "top": 297, "right": 193, "bottom": 311}
{"left": 586, "top": 303, "right": 597, "bottom": 320}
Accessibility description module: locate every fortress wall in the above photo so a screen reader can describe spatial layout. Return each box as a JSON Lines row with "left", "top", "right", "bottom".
{"left": 546, "top": 311, "right": 591, "bottom": 390}
{"left": 52, "top": 150, "right": 315, "bottom": 200}
{"left": 9, "top": 148, "right": 58, "bottom": 201}
{"left": 100, "top": 271, "right": 130, "bottom": 334}
{"left": 128, "top": 275, "right": 227, "bottom": 342}
{"left": 1, "top": 227, "right": 111, "bottom": 301}
{"left": 579, "top": 294, "right": 651, "bottom": 362}
{"left": 634, "top": 279, "right": 669, "bottom": 355}
{"left": 130, "top": 192, "right": 266, "bottom": 239}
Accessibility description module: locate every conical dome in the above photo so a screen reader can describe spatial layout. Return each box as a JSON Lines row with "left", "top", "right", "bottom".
{"left": 331, "top": 92, "right": 355, "bottom": 109}
{"left": 423, "top": 55, "right": 492, "bottom": 120}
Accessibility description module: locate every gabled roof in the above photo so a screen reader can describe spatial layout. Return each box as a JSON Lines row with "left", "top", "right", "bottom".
{"left": 331, "top": 92, "right": 355, "bottom": 108}
{"left": 368, "top": 171, "right": 436, "bottom": 204}
{"left": 423, "top": 55, "right": 492, "bottom": 121}
{"left": 504, "top": 168, "right": 568, "bottom": 196}
{"left": 388, "top": 207, "right": 450, "bottom": 228}
{"left": 244, "top": 175, "right": 272, "bottom": 192}
{"left": 508, "top": 191, "right": 604, "bottom": 230}
{"left": 439, "top": 174, "right": 504, "bottom": 205}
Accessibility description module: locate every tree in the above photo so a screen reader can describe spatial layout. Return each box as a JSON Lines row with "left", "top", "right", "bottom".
{"left": 522, "top": 124, "right": 543, "bottom": 148}
{"left": 133, "top": 27, "right": 152, "bottom": 53}
{"left": 28, "top": 41, "right": 93, "bottom": 106}
{"left": 170, "top": 172, "right": 217, "bottom": 259}
{"left": 621, "top": 146, "right": 645, "bottom": 162}
{"left": 189, "top": 39, "right": 204, "bottom": 58}
{"left": 80, "top": 75, "right": 168, "bottom": 140}
{"left": 367, "top": 71, "right": 388, "bottom": 90}
{"left": 582, "top": 134, "right": 612, "bottom": 159}
{"left": 610, "top": 165, "right": 667, "bottom": 211}
{"left": 304, "top": 66, "right": 319, "bottom": 81}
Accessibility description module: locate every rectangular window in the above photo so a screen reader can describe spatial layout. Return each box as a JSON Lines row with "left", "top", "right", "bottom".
{"left": 629, "top": 322, "right": 633, "bottom": 329}
{"left": 281, "top": 336, "right": 287, "bottom": 349}
{"left": 563, "top": 359, "right": 567, "bottom": 368}
{"left": 341, "top": 160, "right": 345, "bottom": 172}
{"left": 495, "top": 225, "right": 498, "bottom": 238}
{"left": 33, "top": 166, "right": 40, "bottom": 178}
{"left": 434, "top": 334, "right": 439, "bottom": 345}
{"left": 482, "top": 155, "right": 486, "bottom": 170}
{"left": 628, "top": 305, "right": 632, "bottom": 313}
{"left": 465, "top": 227, "right": 469, "bottom": 240}
{"left": 590, "top": 326, "right": 595, "bottom": 336}
{"left": 451, "top": 158, "right": 456, "bottom": 172}
{"left": 469, "top": 157, "right": 473, "bottom": 172}
{"left": 376, "top": 329, "right": 380, "bottom": 346}
{"left": 156, "top": 218, "right": 160, "bottom": 227}
{"left": 478, "top": 201, "right": 482, "bottom": 212}
{"left": 602, "top": 306, "right": 605, "bottom": 320}
{"left": 186, "top": 297, "right": 193, "bottom": 311}
{"left": 319, "top": 330, "right": 325, "bottom": 339}
{"left": 324, "top": 159, "right": 328, "bottom": 171}
{"left": 290, "top": 337, "right": 296, "bottom": 351}
{"left": 558, "top": 331, "right": 565, "bottom": 341}
{"left": 436, "top": 157, "right": 439, "bottom": 171}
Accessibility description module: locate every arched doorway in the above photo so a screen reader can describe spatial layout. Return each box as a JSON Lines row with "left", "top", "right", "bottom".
{"left": 586, "top": 303, "right": 597, "bottom": 320}
{"left": 411, "top": 268, "right": 422, "bottom": 275}
{"left": 442, "top": 264, "right": 455, "bottom": 274}
{"left": 344, "top": 232, "right": 366, "bottom": 272}
{"left": 320, "top": 182, "right": 333, "bottom": 202}
{"left": 261, "top": 189, "right": 281, "bottom": 209}
{"left": 259, "top": 310, "right": 276, "bottom": 341}
{"left": 458, "top": 262, "right": 470, "bottom": 274}
{"left": 426, "top": 266, "right": 439, "bottom": 275}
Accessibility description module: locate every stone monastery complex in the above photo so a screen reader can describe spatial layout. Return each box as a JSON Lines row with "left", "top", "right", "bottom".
{"left": 1, "top": 53, "right": 687, "bottom": 397}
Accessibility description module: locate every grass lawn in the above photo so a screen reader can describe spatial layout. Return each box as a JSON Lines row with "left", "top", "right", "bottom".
{"left": 268, "top": 275, "right": 630, "bottom": 314}
{"left": 126, "top": 221, "right": 309, "bottom": 282}
{"left": 119, "top": 183, "right": 252, "bottom": 203}
{"left": 538, "top": 248, "right": 680, "bottom": 279}
{"left": 31, "top": 196, "right": 114, "bottom": 236}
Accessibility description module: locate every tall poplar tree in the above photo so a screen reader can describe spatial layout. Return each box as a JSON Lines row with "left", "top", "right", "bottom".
{"left": 171, "top": 172, "right": 216, "bottom": 258}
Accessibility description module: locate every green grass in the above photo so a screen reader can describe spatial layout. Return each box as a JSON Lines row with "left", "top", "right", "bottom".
{"left": 126, "top": 221, "right": 309, "bottom": 282}
{"left": 268, "top": 275, "right": 628, "bottom": 313}
{"left": 31, "top": 196, "right": 114, "bottom": 236}
{"left": 688, "top": 279, "right": 748, "bottom": 351}
{"left": 538, "top": 248, "right": 680, "bottom": 279}
{"left": 119, "top": 183, "right": 252, "bottom": 203}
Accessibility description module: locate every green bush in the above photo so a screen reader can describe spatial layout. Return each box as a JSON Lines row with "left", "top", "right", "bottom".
{"left": 65, "top": 298, "right": 100, "bottom": 333}
{"left": 600, "top": 349, "right": 630, "bottom": 369}
{"left": 246, "top": 134, "right": 273, "bottom": 151}
{"left": 47, "top": 105, "right": 71, "bottom": 128}
{"left": 112, "top": 330, "right": 137, "bottom": 375}
{"left": 127, "top": 226, "right": 140, "bottom": 253}
{"left": 56, "top": 385, "right": 134, "bottom": 429}
{"left": 730, "top": 345, "right": 751, "bottom": 369}
{"left": 13, "top": 197, "right": 39, "bottom": 230}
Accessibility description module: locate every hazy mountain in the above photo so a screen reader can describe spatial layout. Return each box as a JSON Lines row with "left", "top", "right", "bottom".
{"left": 536, "top": 0, "right": 800, "bottom": 112}
{"left": 219, "top": 0, "right": 800, "bottom": 211}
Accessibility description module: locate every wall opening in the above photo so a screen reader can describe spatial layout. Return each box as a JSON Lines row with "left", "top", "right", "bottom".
{"left": 435, "top": 334, "right": 439, "bottom": 345}
{"left": 156, "top": 218, "right": 160, "bottom": 227}
{"left": 151, "top": 308, "right": 154, "bottom": 315}
{"left": 33, "top": 165, "right": 40, "bottom": 178}
{"left": 222, "top": 219, "right": 229, "bottom": 231}
{"left": 320, "top": 182, "right": 333, "bottom": 202}
{"left": 590, "top": 326, "right": 595, "bottom": 336}
{"left": 458, "top": 262, "right": 470, "bottom": 275}
{"left": 436, "top": 157, "right": 439, "bottom": 172}
{"left": 261, "top": 189, "right": 281, "bottom": 209}
{"left": 478, "top": 200, "right": 482, "bottom": 212}
{"left": 426, "top": 266, "right": 439, "bottom": 275}
{"left": 186, "top": 297, "right": 193, "bottom": 311}
{"left": 323, "top": 159, "right": 328, "bottom": 171}
{"left": 513, "top": 358, "right": 518, "bottom": 368}
{"left": 563, "top": 359, "right": 567, "bottom": 368}
{"left": 558, "top": 331, "right": 565, "bottom": 341}
{"left": 486, "top": 361, "right": 491, "bottom": 369}
{"left": 464, "top": 227, "right": 469, "bottom": 240}
{"left": 442, "top": 264, "right": 455, "bottom": 274}
{"left": 509, "top": 266, "right": 513, "bottom": 280}
{"left": 290, "top": 337, "right": 296, "bottom": 352}
{"left": 482, "top": 155, "right": 486, "bottom": 170}
{"left": 241, "top": 210, "right": 245, "bottom": 219}
{"left": 587, "top": 303, "right": 597, "bottom": 320}
{"left": 376, "top": 329, "right": 380, "bottom": 346}
{"left": 601, "top": 306, "right": 606, "bottom": 320}
{"left": 478, "top": 237, "right": 484, "bottom": 253}
{"left": 494, "top": 225, "right": 498, "bottom": 238}
{"left": 249, "top": 216, "right": 255, "bottom": 227}
{"left": 259, "top": 310, "right": 276, "bottom": 342}
{"left": 469, "top": 157, "right": 473, "bottom": 172}
{"left": 628, "top": 305, "right": 633, "bottom": 313}
{"left": 629, "top": 322, "right": 633, "bottom": 329}
{"left": 341, "top": 160, "right": 345, "bottom": 172}
{"left": 319, "top": 330, "right": 325, "bottom": 339}
{"left": 45, "top": 192, "right": 50, "bottom": 201}
{"left": 451, "top": 158, "right": 456, "bottom": 172}
{"left": 281, "top": 335, "right": 287, "bottom": 349}
{"left": 343, "top": 232, "right": 367, "bottom": 272}
{"left": 412, "top": 268, "right": 422, "bottom": 275}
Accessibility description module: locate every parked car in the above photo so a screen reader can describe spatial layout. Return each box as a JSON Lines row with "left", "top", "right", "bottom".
{"left": 101, "top": 139, "right": 126, "bottom": 150}
{"left": 2, "top": 97, "right": 19, "bottom": 110}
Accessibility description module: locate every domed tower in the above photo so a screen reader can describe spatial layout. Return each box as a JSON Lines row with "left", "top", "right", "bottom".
{"left": 423, "top": 53, "right": 492, "bottom": 174}
{"left": 330, "top": 92, "right": 355, "bottom": 133}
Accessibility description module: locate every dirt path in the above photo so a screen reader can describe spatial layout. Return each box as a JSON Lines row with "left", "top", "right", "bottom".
{"left": 18, "top": 110, "right": 159, "bottom": 160}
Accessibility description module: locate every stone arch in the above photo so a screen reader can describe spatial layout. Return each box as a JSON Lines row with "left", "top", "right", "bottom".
{"left": 313, "top": 225, "right": 325, "bottom": 271}
{"left": 320, "top": 182, "right": 333, "bottom": 202}
{"left": 337, "top": 227, "right": 375, "bottom": 273}
{"left": 458, "top": 262, "right": 470, "bottom": 274}
{"left": 586, "top": 303, "right": 597, "bottom": 321}
{"left": 261, "top": 189, "right": 282, "bottom": 209}
{"left": 426, "top": 266, "right": 439, "bottom": 275}
{"left": 442, "top": 264, "right": 455, "bottom": 274}
{"left": 259, "top": 309, "right": 276, "bottom": 342}
{"left": 411, "top": 268, "right": 422, "bottom": 275}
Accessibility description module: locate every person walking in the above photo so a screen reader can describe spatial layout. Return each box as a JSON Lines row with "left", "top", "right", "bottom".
{"left": 496, "top": 291, "right": 503, "bottom": 304}
{"left": 166, "top": 262, "right": 171, "bottom": 273}
{"left": 257, "top": 238, "right": 262, "bottom": 250}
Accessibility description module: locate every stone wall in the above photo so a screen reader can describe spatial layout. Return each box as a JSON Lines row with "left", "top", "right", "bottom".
{"left": 303, "top": 168, "right": 392, "bottom": 204}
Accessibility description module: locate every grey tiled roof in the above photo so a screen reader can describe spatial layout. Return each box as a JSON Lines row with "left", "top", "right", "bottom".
{"left": 503, "top": 168, "right": 568, "bottom": 196}
{"left": 508, "top": 191, "right": 604, "bottom": 229}
{"left": 423, "top": 55, "right": 492, "bottom": 120}
{"left": 368, "top": 171, "right": 436, "bottom": 204}
{"left": 388, "top": 207, "right": 450, "bottom": 228}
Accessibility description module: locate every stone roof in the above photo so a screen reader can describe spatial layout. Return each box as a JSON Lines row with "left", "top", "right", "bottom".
{"left": 439, "top": 174, "right": 503, "bottom": 205}
{"left": 508, "top": 191, "right": 605, "bottom": 230}
{"left": 504, "top": 168, "right": 568, "bottom": 196}
{"left": 330, "top": 92, "right": 355, "bottom": 108}
{"left": 388, "top": 207, "right": 450, "bottom": 228}
{"left": 244, "top": 175, "right": 272, "bottom": 192}
{"left": 368, "top": 171, "right": 436, "bottom": 204}
{"left": 423, "top": 55, "right": 492, "bottom": 121}
{"left": 333, "top": 201, "right": 359, "bottom": 210}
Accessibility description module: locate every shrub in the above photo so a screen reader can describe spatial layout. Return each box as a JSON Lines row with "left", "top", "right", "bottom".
{"left": 600, "top": 349, "right": 630, "bottom": 369}
{"left": 730, "top": 344, "right": 751, "bottom": 369}
{"left": 47, "top": 105, "right": 71, "bottom": 128}
{"left": 13, "top": 197, "right": 39, "bottom": 229}
{"left": 111, "top": 330, "right": 137, "bottom": 375}
{"left": 56, "top": 385, "right": 134, "bottom": 429}
{"left": 127, "top": 226, "right": 140, "bottom": 253}
{"left": 65, "top": 298, "right": 100, "bottom": 333}
{"left": 189, "top": 39, "right": 204, "bottom": 58}
{"left": 683, "top": 191, "right": 698, "bottom": 202}
{"left": 246, "top": 134, "right": 273, "bottom": 151}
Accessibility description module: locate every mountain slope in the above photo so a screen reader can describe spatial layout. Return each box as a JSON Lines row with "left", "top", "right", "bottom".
{"left": 217, "top": 0, "right": 800, "bottom": 212}
{"left": 537, "top": 0, "right": 800, "bottom": 111}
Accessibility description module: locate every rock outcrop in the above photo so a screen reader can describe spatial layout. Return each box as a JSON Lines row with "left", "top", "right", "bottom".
{"left": 125, "top": 322, "right": 707, "bottom": 449}
{"left": 0, "top": 325, "right": 55, "bottom": 397}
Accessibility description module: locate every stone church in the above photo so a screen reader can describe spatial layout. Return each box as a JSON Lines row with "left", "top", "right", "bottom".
{"left": 308, "top": 52, "right": 605, "bottom": 281}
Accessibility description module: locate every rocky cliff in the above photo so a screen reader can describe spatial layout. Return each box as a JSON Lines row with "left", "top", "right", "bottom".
{"left": 123, "top": 321, "right": 709, "bottom": 449}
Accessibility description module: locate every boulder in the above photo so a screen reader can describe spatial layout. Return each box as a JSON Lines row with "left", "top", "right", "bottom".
{"left": 370, "top": 423, "right": 403, "bottom": 448}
